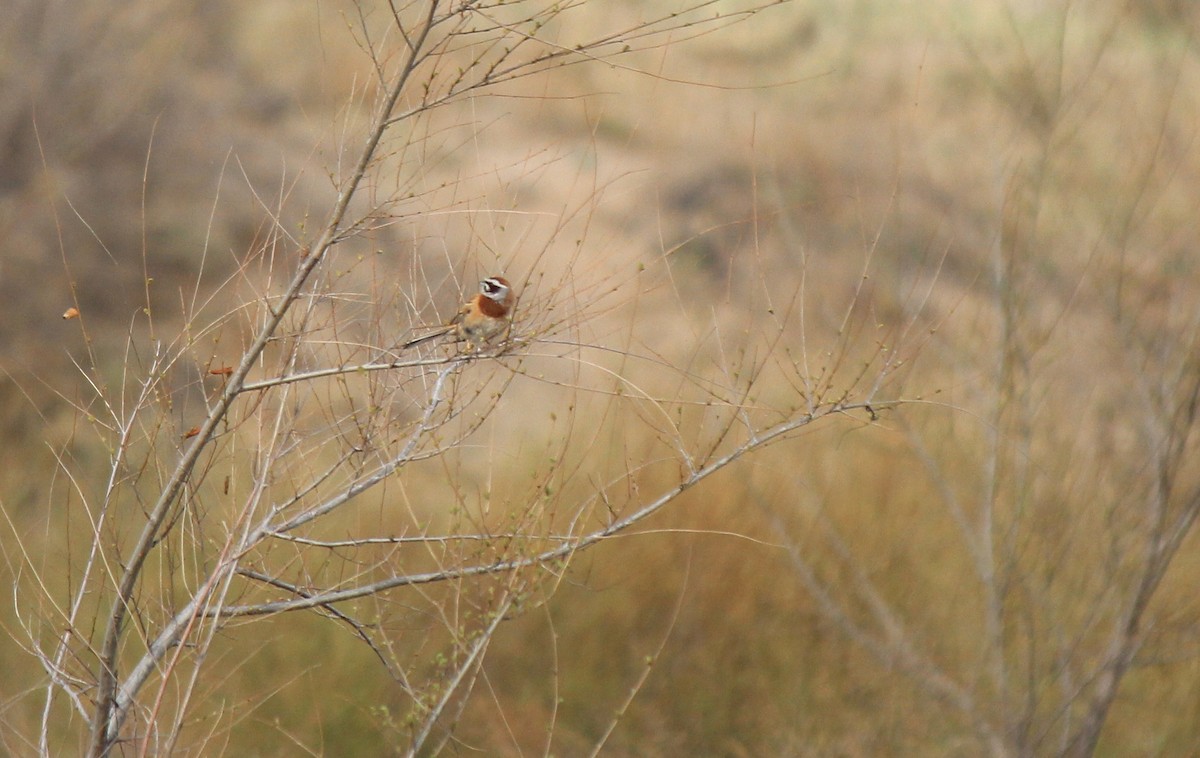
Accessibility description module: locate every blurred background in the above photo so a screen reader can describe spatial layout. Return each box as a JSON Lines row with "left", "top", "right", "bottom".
{"left": 4, "top": 0, "right": 1200, "bottom": 754}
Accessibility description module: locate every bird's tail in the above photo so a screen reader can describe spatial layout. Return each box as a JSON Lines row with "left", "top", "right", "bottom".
{"left": 401, "top": 326, "right": 454, "bottom": 350}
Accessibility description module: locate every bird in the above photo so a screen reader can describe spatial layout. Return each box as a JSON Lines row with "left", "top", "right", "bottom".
{"left": 402, "top": 275, "right": 515, "bottom": 350}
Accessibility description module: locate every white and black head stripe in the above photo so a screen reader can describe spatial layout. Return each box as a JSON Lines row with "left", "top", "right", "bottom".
{"left": 481, "top": 277, "right": 507, "bottom": 297}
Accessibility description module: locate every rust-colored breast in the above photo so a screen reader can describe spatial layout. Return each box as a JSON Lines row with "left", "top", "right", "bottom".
{"left": 476, "top": 293, "right": 511, "bottom": 318}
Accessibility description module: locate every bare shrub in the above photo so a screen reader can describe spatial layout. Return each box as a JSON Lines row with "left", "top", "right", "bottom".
{"left": 1, "top": 2, "right": 920, "bottom": 755}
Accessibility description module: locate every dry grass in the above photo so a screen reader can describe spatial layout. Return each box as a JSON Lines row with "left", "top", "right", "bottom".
{"left": 3, "top": 0, "right": 1200, "bottom": 755}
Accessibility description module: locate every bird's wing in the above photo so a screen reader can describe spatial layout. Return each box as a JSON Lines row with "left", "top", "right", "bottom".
{"left": 449, "top": 300, "right": 472, "bottom": 325}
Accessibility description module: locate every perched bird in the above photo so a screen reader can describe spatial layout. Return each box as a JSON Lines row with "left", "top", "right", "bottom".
{"left": 403, "top": 275, "right": 515, "bottom": 349}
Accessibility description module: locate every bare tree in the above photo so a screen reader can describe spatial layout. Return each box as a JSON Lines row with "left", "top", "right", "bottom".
{"left": 4, "top": 1, "right": 928, "bottom": 755}
{"left": 754, "top": 5, "right": 1200, "bottom": 756}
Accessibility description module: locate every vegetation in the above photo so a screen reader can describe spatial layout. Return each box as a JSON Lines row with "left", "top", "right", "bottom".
{"left": 2, "top": 0, "right": 1199, "bottom": 755}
